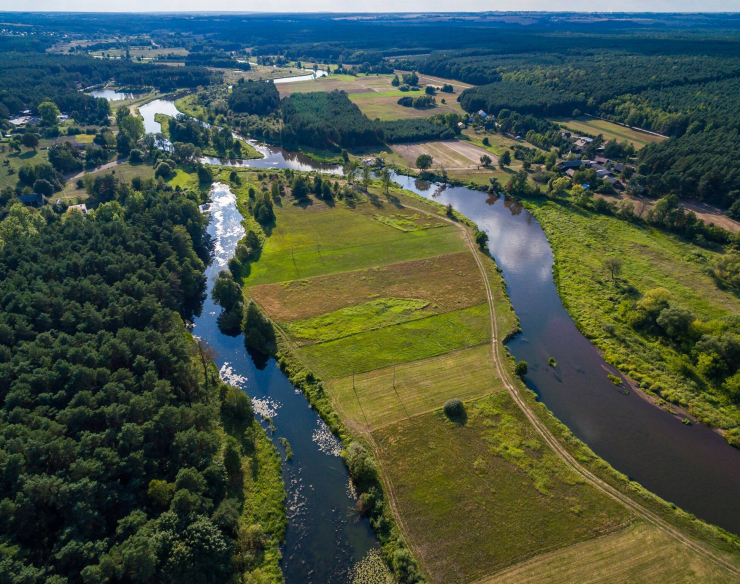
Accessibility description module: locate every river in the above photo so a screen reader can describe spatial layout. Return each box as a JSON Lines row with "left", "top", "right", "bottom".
{"left": 391, "top": 172, "right": 740, "bottom": 536}
{"left": 194, "top": 183, "right": 378, "bottom": 583}
{"left": 137, "top": 96, "right": 740, "bottom": 538}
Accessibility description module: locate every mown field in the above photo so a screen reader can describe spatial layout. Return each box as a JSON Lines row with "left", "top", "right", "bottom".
{"left": 374, "top": 391, "right": 631, "bottom": 583}
{"left": 236, "top": 169, "right": 648, "bottom": 583}
{"left": 480, "top": 522, "right": 737, "bottom": 584}
{"left": 550, "top": 116, "right": 666, "bottom": 149}
{"left": 523, "top": 198, "right": 740, "bottom": 430}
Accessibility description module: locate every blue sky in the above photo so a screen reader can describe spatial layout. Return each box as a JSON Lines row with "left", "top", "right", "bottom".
{"left": 3, "top": 2, "right": 740, "bottom": 12}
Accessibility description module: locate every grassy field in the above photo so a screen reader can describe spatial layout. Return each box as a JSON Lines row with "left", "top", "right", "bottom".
{"left": 550, "top": 117, "right": 666, "bottom": 149}
{"left": 297, "top": 303, "right": 491, "bottom": 378}
{"left": 327, "top": 344, "right": 501, "bottom": 430}
{"left": 250, "top": 251, "right": 486, "bottom": 321}
{"left": 523, "top": 198, "right": 740, "bottom": 430}
{"left": 243, "top": 199, "right": 467, "bottom": 286}
{"left": 57, "top": 161, "right": 155, "bottom": 201}
{"left": 480, "top": 522, "right": 736, "bottom": 584}
{"left": 238, "top": 171, "right": 725, "bottom": 584}
{"left": 374, "top": 391, "right": 631, "bottom": 584}
{"left": 0, "top": 143, "right": 49, "bottom": 191}
{"left": 391, "top": 140, "right": 497, "bottom": 170}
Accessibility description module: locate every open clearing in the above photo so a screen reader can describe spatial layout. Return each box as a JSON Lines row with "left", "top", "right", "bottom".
{"left": 551, "top": 116, "right": 666, "bottom": 149}
{"left": 374, "top": 391, "right": 631, "bottom": 584}
{"left": 478, "top": 521, "right": 736, "bottom": 584}
{"left": 243, "top": 198, "right": 467, "bottom": 286}
{"left": 391, "top": 140, "right": 497, "bottom": 169}
{"left": 249, "top": 251, "right": 486, "bottom": 321}
{"left": 352, "top": 95, "right": 465, "bottom": 121}
{"left": 326, "top": 344, "right": 501, "bottom": 430}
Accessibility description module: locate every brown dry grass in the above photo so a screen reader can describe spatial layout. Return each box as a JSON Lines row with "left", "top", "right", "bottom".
{"left": 249, "top": 251, "right": 486, "bottom": 322}
{"left": 477, "top": 521, "right": 737, "bottom": 584}
{"left": 391, "top": 140, "right": 497, "bottom": 170}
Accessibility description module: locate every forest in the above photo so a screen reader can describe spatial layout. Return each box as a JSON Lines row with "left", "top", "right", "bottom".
{"left": 280, "top": 90, "right": 383, "bottom": 149}
{"left": 459, "top": 81, "right": 586, "bottom": 118}
{"left": 0, "top": 179, "right": 280, "bottom": 582}
{"left": 0, "top": 53, "right": 216, "bottom": 121}
{"left": 228, "top": 81, "right": 280, "bottom": 116}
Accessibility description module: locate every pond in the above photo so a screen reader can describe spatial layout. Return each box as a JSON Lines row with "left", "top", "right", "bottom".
{"left": 88, "top": 88, "right": 141, "bottom": 101}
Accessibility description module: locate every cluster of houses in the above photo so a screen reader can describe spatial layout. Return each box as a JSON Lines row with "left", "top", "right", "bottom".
{"left": 556, "top": 156, "right": 631, "bottom": 190}
{"left": 9, "top": 110, "right": 41, "bottom": 127}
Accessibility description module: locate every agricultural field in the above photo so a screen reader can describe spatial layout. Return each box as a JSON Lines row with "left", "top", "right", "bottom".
{"left": 374, "top": 391, "right": 632, "bottom": 583}
{"left": 391, "top": 140, "right": 499, "bottom": 170}
{"left": 278, "top": 72, "right": 465, "bottom": 120}
{"left": 479, "top": 522, "right": 737, "bottom": 584}
{"left": 550, "top": 116, "right": 666, "bottom": 149}
{"left": 237, "top": 168, "right": 652, "bottom": 583}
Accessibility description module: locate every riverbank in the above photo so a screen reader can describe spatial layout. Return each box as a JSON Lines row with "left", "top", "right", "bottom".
{"left": 518, "top": 196, "right": 740, "bottom": 436}
{"left": 212, "top": 165, "right": 740, "bottom": 583}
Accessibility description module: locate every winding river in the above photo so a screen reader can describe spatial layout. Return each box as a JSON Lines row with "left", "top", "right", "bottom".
{"left": 392, "top": 173, "right": 740, "bottom": 536}
{"left": 136, "top": 98, "right": 740, "bottom": 552}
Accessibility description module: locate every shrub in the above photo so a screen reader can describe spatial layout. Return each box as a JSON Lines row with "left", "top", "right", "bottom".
{"left": 515, "top": 361, "right": 528, "bottom": 376}
{"left": 443, "top": 398, "right": 466, "bottom": 420}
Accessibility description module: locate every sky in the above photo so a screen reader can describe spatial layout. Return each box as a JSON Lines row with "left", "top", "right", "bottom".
{"left": 3, "top": 1, "right": 740, "bottom": 12}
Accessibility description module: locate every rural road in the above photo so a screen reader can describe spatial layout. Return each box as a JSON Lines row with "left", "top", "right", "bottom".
{"left": 374, "top": 196, "right": 740, "bottom": 581}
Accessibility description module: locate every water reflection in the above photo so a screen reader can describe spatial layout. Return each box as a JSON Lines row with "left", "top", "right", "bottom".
{"left": 194, "top": 184, "right": 379, "bottom": 583}
{"left": 391, "top": 171, "right": 740, "bottom": 535}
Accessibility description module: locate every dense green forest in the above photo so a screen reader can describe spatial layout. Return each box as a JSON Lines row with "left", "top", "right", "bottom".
{"left": 228, "top": 81, "right": 280, "bottom": 116}
{"left": 0, "top": 179, "right": 283, "bottom": 582}
{"left": 459, "top": 81, "right": 586, "bottom": 118}
{"left": 281, "top": 90, "right": 383, "bottom": 149}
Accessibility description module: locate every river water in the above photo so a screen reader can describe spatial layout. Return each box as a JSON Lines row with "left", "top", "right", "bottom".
{"left": 138, "top": 96, "right": 740, "bottom": 538}
{"left": 391, "top": 172, "right": 740, "bottom": 536}
{"left": 193, "top": 184, "right": 378, "bottom": 583}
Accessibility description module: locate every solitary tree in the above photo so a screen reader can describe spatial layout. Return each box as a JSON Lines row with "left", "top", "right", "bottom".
{"left": 604, "top": 257, "right": 623, "bottom": 283}
{"left": 21, "top": 133, "right": 39, "bottom": 151}
{"left": 479, "top": 154, "right": 492, "bottom": 167}
{"left": 38, "top": 101, "right": 61, "bottom": 126}
{"left": 416, "top": 154, "right": 433, "bottom": 172}
{"left": 499, "top": 150, "right": 511, "bottom": 169}
{"left": 380, "top": 167, "right": 392, "bottom": 194}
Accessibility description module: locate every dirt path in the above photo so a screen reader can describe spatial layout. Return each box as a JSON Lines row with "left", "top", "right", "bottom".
{"left": 598, "top": 192, "right": 740, "bottom": 233}
{"left": 65, "top": 157, "right": 129, "bottom": 181}
{"left": 377, "top": 197, "right": 740, "bottom": 582}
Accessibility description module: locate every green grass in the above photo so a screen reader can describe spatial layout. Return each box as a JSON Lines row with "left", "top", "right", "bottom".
{"left": 285, "top": 297, "right": 433, "bottom": 344}
{"left": 297, "top": 303, "right": 491, "bottom": 378}
{"left": 243, "top": 199, "right": 466, "bottom": 286}
{"left": 250, "top": 251, "right": 487, "bottom": 322}
{"left": 349, "top": 89, "right": 424, "bottom": 99}
{"left": 373, "top": 391, "right": 631, "bottom": 584}
{"left": 327, "top": 343, "right": 501, "bottom": 430}
{"left": 58, "top": 162, "right": 156, "bottom": 201}
{"left": 523, "top": 198, "right": 740, "bottom": 430}
{"left": 0, "top": 146, "right": 48, "bottom": 191}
